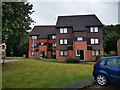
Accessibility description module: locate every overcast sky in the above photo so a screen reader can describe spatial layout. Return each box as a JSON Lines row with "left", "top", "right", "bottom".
{"left": 28, "top": 0, "right": 119, "bottom": 28}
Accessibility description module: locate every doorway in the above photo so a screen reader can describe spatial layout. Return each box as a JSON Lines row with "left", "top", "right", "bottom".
{"left": 40, "top": 51, "right": 45, "bottom": 58}
{"left": 76, "top": 50, "right": 84, "bottom": 60}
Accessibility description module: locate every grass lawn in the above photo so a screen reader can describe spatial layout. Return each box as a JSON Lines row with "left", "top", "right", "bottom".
{"left": 2, "top": 60, "right": 94, "bottom": 88}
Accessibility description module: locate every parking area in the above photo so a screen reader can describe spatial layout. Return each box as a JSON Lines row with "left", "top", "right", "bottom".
{"left": 83, "top": 83, "right": 120, "bottom": 89}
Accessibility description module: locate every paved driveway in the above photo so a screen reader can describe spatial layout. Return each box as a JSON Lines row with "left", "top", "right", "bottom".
{"left": 0, "top": 59, "right": 19, "bottom": 63}
{"left": 83, "top": 83, "right": 120, "bottom": 89}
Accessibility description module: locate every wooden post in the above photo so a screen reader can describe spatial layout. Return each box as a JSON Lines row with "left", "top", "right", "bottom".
{"left": 117, "top": 39, "right": 120, "bottom": 56}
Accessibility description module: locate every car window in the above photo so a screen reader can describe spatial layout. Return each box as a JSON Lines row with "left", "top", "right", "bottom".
{"left": 106, "top": 58, "right": 120, "bottom": 68}
{"left": 100, "top": 58, "right": 107, "bottom": 65}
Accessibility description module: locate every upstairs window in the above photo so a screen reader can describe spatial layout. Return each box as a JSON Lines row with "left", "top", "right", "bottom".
{"left": 52, "top": 35, "right": 56, "bottom": 39}
{"left": 90, "top": 38, "right": 99, "bottom": 44}
{"left": 32, "top": 36, "right": 37, "bottom": 40}
{"left": 60, "top": 39, "right": 68, "bottom": 45}
{"left": 77, "top": 37, "right": 83, "bottom": 41}
{"left": 90, "top": 27, "right": 98, "bottom": 33}
{"left": 60, "top": 28, "right": 67, "bottom": 34}
{"left": 32, "top": 43, "right": 38, "bottom": 48}
{"left": 52, "top": 43, "right": 56, "bottom": 47}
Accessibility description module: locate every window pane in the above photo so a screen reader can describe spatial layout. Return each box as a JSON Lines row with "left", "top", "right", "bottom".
{"left": 95, "top": 39, "right": 99, "bottom": 44}
{"left": 95, "top": 27, "right": 98, "bottom": 32}
{"left": 64, "top": 28, "right": 67, "bottom": 33}
{"left": 52, "top": 35, "right": 56, "bottom": 39}
{"left": 106, "top": 59, "right": 119, "bottom": 68}
{"left": 77, "top": 37, "right": 83, "bottom": 41}
{"left": 55, "top": 43, "right": 56, "bottom": 47}
{"left": 90, "top": 27, "right": 94, "bottom": 32}
{"left": 96, "top": 50, "right": 99, "bottom": 55}
{"left": 60, "top": 39, "right": 63, "bottom": 44}
{"left": 60, "top": 28, "right": 63, "bottom": 33}
{"left": 32, "top": 36, "right": 37, "bottom": 40}
{"left": 32, "top": 44, "right": 37, "bottom": 47}
{"left": 92, "top": 51, "right": 95, "bottom": 56}
{"left": 91, "top": 39, "right": 94, "bottom": 44}
{"left": 31, "top": 51, "right": 35, "bottom": 56}
{"left": 60, "top": 51, "right": 63, "bottom": 56}
{"left": 52, "top": 52, "right": 56, "bottom": 55}
{"left": 64, "top": 39, "right": 68, "bottom": 44}
{"left": 64, "top": 51, "right": 67, "bottom": 56}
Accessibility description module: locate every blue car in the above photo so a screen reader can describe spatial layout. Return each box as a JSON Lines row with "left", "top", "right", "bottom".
{"left": 93, "top": 56, "right": 120, "bottom": 86}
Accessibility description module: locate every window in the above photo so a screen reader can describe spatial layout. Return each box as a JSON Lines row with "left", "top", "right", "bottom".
{"left": 52, "top": 43, "right": 56, "bottom": 47}
{"left": 40, "top": 42, "right": 47, "bottom": 46}
{"left": 60, "top": 39, "right": 68, "bottom": 45}
{"left": 100, "top": 58, "right": 107, "bottom": 65}
{"left": 60, "top": 51, "right": 68, "bottom": 56}
{"left": 77, "top": 37, "right": 83, "bottom": 41}
{"left": 31, "top": 51, "right": 36, "bottom": 56}
{"left": 90, "top": 27, "right": 98, "bottom": 33}
{"left": 90, "top": 38, "right": 99, "bottom": 44}
{"left": 92, "top": 50, "right": 100, "bottom": 56}
{"left": 52, "top": 51, "right": 56, "bottom": 56}
{"left": 32, "top": 43, "right": 38, "bottom": 48}
{"left": 60, "top": 28, "right": 68, "bottom": 33}
{"left": 106, "top": 58, "right": 120, "bottom": 68}
{"left": 32, "top": 36, "right": 37, "bottom": 40}
{"left": 52, "top": 35, "right": 56, "bottom": 39}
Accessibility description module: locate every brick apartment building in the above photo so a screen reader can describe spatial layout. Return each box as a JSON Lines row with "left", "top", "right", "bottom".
{"left": 29, "top": 14, "right": 104, "bottom": 61}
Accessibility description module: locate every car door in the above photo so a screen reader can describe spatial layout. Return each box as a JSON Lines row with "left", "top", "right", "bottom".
{"left": 105, "top": 58, "right": 120, "bottom": 85}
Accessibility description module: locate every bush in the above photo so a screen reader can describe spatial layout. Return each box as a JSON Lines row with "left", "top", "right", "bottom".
{"left": 95, "top": 54, "right": 112, "bottom": 62}
{"left": 65, "top": 56, "right": 80, "bottom": 63}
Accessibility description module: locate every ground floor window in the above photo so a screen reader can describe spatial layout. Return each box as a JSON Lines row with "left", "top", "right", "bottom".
{"left": 52, "top": 51, "right": 56, "bottom": 56}
{"left": 60, "top": 50, "right": 67, "bottom": 56}
{"left": 92, "top": 50, "right": 100, "bottom": 56}
{"left": 31, "top": 51, "right": 36, "bottom": 56}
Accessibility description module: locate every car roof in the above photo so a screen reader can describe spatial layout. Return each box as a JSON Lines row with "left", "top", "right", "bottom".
{"left": 101, "top": 56, "right": 120, "bottom": 59}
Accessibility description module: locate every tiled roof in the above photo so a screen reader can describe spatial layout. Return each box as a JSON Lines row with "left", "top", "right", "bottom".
{"left": 29, "top": 25, "right": 56, "bottom": 38}
{"left": 56, "top": 14, "right": 103, "bottom": 31}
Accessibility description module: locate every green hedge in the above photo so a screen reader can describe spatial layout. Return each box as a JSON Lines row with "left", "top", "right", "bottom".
{"left": 65, "top": 56, "right": 80, "bottom": 63}
{"left": 95, "top": 54, "right": 112, "bottom": 62}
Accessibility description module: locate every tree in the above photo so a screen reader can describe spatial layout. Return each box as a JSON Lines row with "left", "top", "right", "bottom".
{"left": 2, "top": 2, "right": 34, "bottom": 56}
{"left": 103, "top": 24, "right": 120, "bottom": 53}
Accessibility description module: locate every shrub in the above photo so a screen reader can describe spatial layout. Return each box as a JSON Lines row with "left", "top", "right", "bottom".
{"left": 95, "top": 54, "right": 112, "bottom": 62}
{"left": 65, "top": 56, "right": 80, "bottom": 63}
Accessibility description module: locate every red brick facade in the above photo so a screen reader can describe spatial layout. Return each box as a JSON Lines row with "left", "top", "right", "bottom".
{"left": 29, "top": 15, "right": 104, "bottom": 61}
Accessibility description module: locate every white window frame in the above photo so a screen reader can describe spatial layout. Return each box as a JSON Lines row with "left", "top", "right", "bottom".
{"left": 52, "top": 43, "right": 56, "bottom": 47}
{"left": 32, "top": 43, "right": 37, "bottom": 48}
{"left": 90, "top": 27, "right": 98, "bottom": 33}
{"left": 52, "top": 35, "right": 56, "bottom": 39}
{"left": 90, "top": 38, "right": 99, "bottom": 44}
{"left": 60, "top": 28, "right": 68, "bottom": 34}
{"left": 32, "top": 36, "right": 37, "bottom": 40}
{"left": 92, "top": 50, "right": 100, "bottom": 56}
{"left": 31, "top": 51, "right": 36, "bottom": 56}
{"left": 60, "top": 39, "right": 63, "bottom": 44}
{"left": 60, "top": 39, "right": 68, "bottom": 45}
{"left": 60, "top": 51, "right": 67, "bottom": 56}
{"left": 77, "top": 37, "right": 83, "bottom": 41}
{"left": 52, "top": 51, "right": 56, "bottom": 56}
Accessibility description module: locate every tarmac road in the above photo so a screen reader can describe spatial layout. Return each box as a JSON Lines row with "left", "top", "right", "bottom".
{"left": 82, "top": 83, "right": 120, "bottom": 90}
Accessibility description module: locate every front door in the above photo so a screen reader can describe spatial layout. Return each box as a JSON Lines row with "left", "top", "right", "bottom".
{"left": 76, "top": 50, "right": 84, "bottom": 60}
{"left": 40, "top": 51, "right": 45, "bottom": 58}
